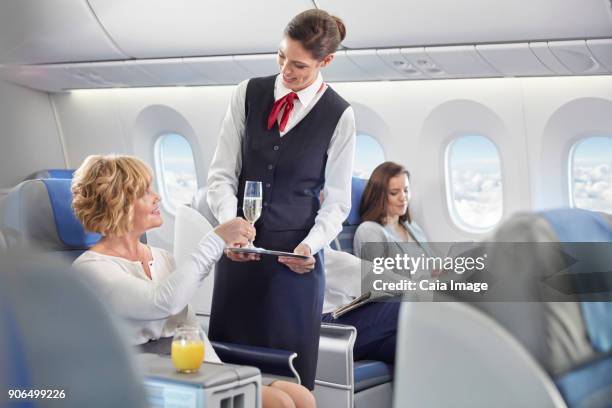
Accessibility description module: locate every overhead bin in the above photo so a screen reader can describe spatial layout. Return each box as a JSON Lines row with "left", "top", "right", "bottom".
{"left": 234, "top": 54, "right": 278, "bottom": 78}
{"left": 87, "top": 0, "right": 313, "bottom": 58}
{"left": 321, "top": 50, "right": 374, "bottom": 82}
{"left": 587, "top": 39, "right": 612, "bottom": 72}
{"left": 317, "top": 0, "right": 612, "bottom": 48}
{"left": 0, "top": 0, "right": 126, "bottom": 65}
{"left": 132, "top": 58, "right": 217, "bottom": 86}
{"left": 424, "top": 46, "right": 500, "bottom": 78}
{"left": 549, "top": 40, "right": 609, "bottom": 75}
{"left": 345, "top": 50, "right": 407, "bottom": 80}
{"left": 1, "top": 39, "right": 610, "bottom": 92}
{"left": 529, "top": 43, "right": 573, "bottom": 75}
{"left": 476, "top": 43, "right": 555, "bottom": 77}
{"left": 184, "top": 56, "right": 252, "bottom": 85}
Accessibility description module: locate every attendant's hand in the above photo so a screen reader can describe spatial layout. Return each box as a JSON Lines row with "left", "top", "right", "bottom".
{"left": 278, "top": 243, "right": 316, "bottom": 274}
{"left": 214, "top": 218, "right": 260, "bottom": 262}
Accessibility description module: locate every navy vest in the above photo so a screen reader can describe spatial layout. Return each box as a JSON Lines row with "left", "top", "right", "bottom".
{"left": 237, "top": 75, "right": 350, "bottom": 239}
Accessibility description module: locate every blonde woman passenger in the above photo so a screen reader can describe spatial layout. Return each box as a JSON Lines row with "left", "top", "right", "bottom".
{"left": 72, "top": 155, "right": 316, "bottom": 408}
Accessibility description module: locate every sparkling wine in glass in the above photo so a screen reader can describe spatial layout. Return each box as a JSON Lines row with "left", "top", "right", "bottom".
{"left": 243, "top": 181, "right": 262, "bottom": 248}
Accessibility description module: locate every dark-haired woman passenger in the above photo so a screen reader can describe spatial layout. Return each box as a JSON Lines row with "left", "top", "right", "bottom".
{"left": 206, "top": 9, "right": 356, "bottom": 390}
{"left": 353, "top": 161, "right": 433, "bottom": 263}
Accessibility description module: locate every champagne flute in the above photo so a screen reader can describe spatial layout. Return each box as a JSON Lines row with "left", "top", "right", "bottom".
{"left": 243, "top": 181, "right": 262, "bottom": 248}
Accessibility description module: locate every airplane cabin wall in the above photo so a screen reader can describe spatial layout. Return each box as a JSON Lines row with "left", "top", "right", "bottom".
{"left": 51, "top": 86, "right": 235, "bottom": 250}
{"left": 0, "top": 80, "right": 66, "bottom": 192}
{"left": 46, "top": 75, "right": 612, "bottom": 247}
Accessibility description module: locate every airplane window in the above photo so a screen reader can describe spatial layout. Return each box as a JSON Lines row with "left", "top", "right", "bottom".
{"left": 570, "top": 136, "right": 612, "bottom": 214}
{"left": 445, "top": 135, "right": 503, "bottom": 231}
{"left": 154, "top": 133, "right": 198, "bottom": 215}
{"left": 354, "top": 134, "right": 385, "bottom": 179}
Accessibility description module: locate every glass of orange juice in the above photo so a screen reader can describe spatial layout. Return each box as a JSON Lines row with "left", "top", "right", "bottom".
{"left": 171, "top": 326, "right": 205, "bottom": 373}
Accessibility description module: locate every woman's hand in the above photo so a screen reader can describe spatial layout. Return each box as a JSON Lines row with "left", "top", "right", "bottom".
{"left": 215, "top": 218, "right": 260, "bottom": 262}
{"left": 278, "top": 243, "right": 316, "bottom": 274}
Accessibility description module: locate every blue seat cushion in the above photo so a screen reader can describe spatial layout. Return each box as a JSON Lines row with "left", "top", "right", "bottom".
{"left": 354, "top": 360, "right": 393, "bottom": 392}
{"left": 346, "top": 177, "right": 367, "bottom": 226}
{"left": 554, "top": 353, "right": 612, "bottom": 408}
{"left": 42, "top": 179, "right": 101, "bottom": 248}
{"left": 45, "top": 169, "right": 75, "bottom": 179}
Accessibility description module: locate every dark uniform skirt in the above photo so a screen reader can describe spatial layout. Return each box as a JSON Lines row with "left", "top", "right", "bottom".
{"left": 208, "top": 226, "right": 325, "bottom": 390}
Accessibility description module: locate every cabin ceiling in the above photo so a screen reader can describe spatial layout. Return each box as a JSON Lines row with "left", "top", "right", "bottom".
{"left": 0, "top": 0, "right": 611, "bottom": 92}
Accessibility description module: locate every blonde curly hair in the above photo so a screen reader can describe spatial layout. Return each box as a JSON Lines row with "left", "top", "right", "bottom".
{"left": 71, "top": 155, "right": 152, "bottom": 237}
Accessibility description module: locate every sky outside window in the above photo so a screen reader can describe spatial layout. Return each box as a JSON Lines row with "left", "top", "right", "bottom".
{"left": 446, "top": 135, "right": 503, "bottom": 230}
{"left": 155, "top": 134, "right": 198, "bottom": 215}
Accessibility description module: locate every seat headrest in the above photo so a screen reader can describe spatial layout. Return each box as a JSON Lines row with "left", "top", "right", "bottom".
{"left": 42, "top": 179, "right": 101, "bottom": 248}
{"left": 345, "top": 177, "right": 367, "bottom": 226}
{"left": 0, "top": 179, "right": 100, "bottom": 250}
{"left": 24, "top": 169, "right": 75, "bottom": 181}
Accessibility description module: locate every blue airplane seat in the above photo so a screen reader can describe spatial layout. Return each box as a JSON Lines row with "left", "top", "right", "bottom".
{"left": 24, "top": 168, "right": 75, "bottom": 180}
{"left": 353, "top": 360, "right": 394, "bottom": 392}
{"left": 0, "top": 254, "right": 148, "bottom": 407}
{"left": 334, "top": 177, "right": 367, "bottom": 254}
{"left": 0, "top": 179, "right": 101, "bottom": 260}
{"left": 539, "top": 209, "right": 612, "bottom": 407}
{"left": 393, "top": 209, "right": 612, "bottom": 408}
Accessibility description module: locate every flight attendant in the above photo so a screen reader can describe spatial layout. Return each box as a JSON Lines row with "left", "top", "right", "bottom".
{"left": 207, "top": 9, "right": 356, "bottom": 390}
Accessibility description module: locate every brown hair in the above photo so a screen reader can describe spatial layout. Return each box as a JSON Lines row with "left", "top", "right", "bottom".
{"left": 71, "top": 155, "right": 152, "bottom": 237}
{"left": 284, "top": 9, "right": 346, "bottom": 60}
{"left": 359, "top": 161, "right": 412, "bottom": 225}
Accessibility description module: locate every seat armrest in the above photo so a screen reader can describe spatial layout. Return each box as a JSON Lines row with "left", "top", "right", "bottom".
{"left": 211, "top": 341, "right": 300, "bottom": 383}
{"left": 316, "top": 323, "right": 357, "bottom": 386}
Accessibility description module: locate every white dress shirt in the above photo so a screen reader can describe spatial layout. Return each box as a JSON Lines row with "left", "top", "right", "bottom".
{"left": 207, "top": 72, "right": 356, "bottom": 254}
{"left": 73, "top": 232, "right": 226, "bottom": 363}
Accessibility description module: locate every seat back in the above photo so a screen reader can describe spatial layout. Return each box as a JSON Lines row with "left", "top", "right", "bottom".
{"left": 393, "top": 302, "right": 567, "bottom": 408}
{"left": 334, "top": 177, "right": 367, "bottom": 254}
{"left": 174, "top": 203, "right": 216, "bottom": 315}
{"left": 539, "top": 209, "right": 612, "bottom": 353}
{"left": 0, "top": 179, "right": 101, "bottom": 261}
{"left": 0, "top": 253, "right": 147, "bottom": 407}
{"left": 539, "top": 209, "right": 612, "bottom": 407}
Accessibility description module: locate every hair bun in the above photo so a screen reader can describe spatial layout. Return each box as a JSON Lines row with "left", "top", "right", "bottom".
{"left": 331, "top": 15, "right": 346, "bottom": 42}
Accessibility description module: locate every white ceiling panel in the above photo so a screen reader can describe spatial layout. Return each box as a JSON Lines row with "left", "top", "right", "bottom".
{"left": 346, "top": 50, "right": 406, "bottom": 80}
{"left": 587, "top": 39, "right": 612, "bottom": 72}
{"left": 0, "top": 0, "right": 126, "bottom": 64}
{"left": 376, "top": 49, "right": 428, "bottom": 79}
{"left": 185, "top": 56, "right": 252, "bottom": 85}
{"left": 234, "top": 54, "right": 279, "bottom": 77}
{"left": 425, "top": 46, "right": 501, "bottom": 78}
{"left": 529, "top": 42, "right": 572, "bottom": 75}
{"left": 549, "top": 40, "right": 609, "bottom": 75}
{"left": 317, "top": 0, "right": 612, "bottom": 48}
{"left": 88, "top": 0, "right": 313, "bottom": 58}
{"left": 322, "top": 51, "right": 374, "bottom": 82}
{"left": 477, "top": 43, "right": 554, "bottom": 77}
{"left": 132, "top": 59, "right": 216, "bottom": 86}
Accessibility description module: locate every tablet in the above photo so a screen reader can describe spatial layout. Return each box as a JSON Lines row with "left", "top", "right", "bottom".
{"left": 227, "top": 247, "right": 311, "bottom": 260}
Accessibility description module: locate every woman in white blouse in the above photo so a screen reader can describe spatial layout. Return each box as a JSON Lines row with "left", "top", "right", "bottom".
{"left": 72, "top": 155, "right": 315, "bottom": 408}
{"left": 206, "top": 9, "right": 356, "bottom": 390}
